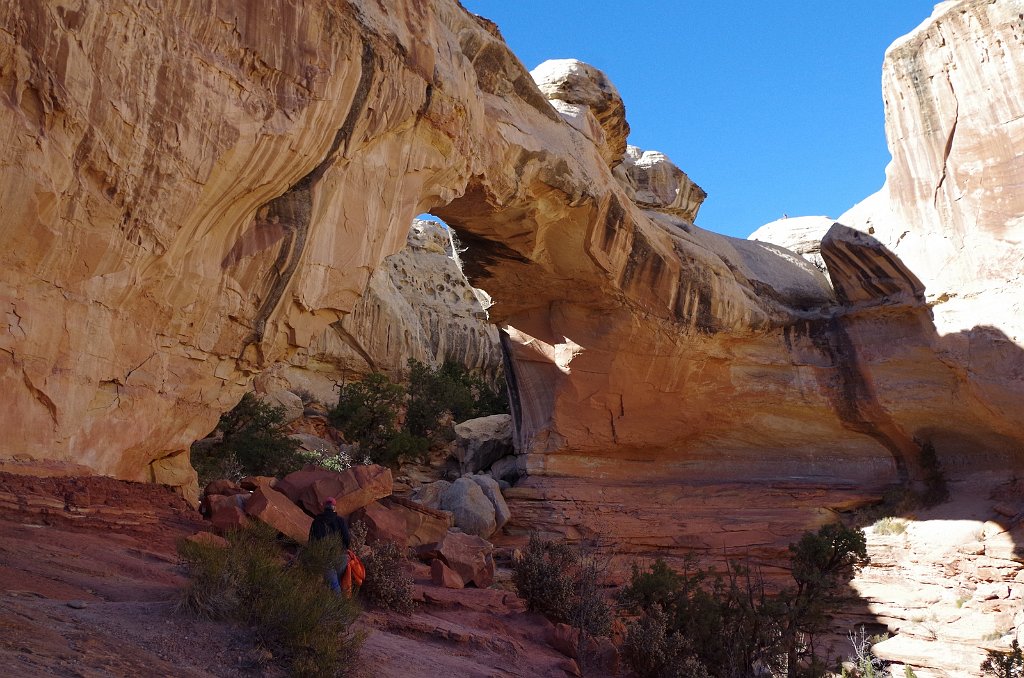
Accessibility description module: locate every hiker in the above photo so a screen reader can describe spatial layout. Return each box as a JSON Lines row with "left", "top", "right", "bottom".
{"left": 308, "top": 496, "right": 352, "bottom": 594}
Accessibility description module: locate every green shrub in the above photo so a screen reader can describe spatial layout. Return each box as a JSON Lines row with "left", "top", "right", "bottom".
{"left": 405, "top": 359, "right": 508, "bottom": 443}
{"left": 513, "top": 534, "right": 579, "bottom": 621}
{"left": 872, "top": 517, "right": 908, "bottom": 535}
{"left": 359, "top": 539, "right": 414, "bottom": 613}
{"left": 618, "top": 557, "right": 784, "bottom": 677}
{"left": 331, "top": 373, "right": 403, "bottom": 448}
{"left": 191, "top": 394, "right": 302, "bottom": 486}
{"left": 784, "top": 523, "right": 869, "bottom": 674}
{"left": 982, "top": 640, "right": 1024, "bottom": 678}
{"left": 295, "top": 446, "right": 352, "bottom": 474}
{"left": 330, "top": 373, "right": 415, "bottom": 465}
{"left": 177, "top": 523, "right": 362, "bottom": 677}
{"left": 330, "top": 362, "right": 507, "bottom": 468}
{"left": 622, "top": 603, "right": 710, "bottom": 678}
{"left": 618, "top": 523, "right": 869, "bottom": 678}
{"left": 512, "top": 534, "right": 612, "bottom": 638}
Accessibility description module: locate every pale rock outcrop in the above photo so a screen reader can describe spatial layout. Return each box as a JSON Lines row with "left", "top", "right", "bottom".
{"left": 839, "top": 0, "right": 1024, "bottom": 347}
{"left": 439, "top": 477, "right": 497, "bottom": 539}
{"left": 748, "top": 215, "right": 833, "bottom": 273}
{"left": 844, "top": 476, "right": 1024, "bottom": 676}
{"left": 531, "top": 59, "right": 629, "bottom": 167}
{"left": 270, "top": 220, "right": 504, "bottom": 403}
{"left": 614, "top": 146, "right": 707, "bottom": 222}
{"left": 256, "top": 390, "right": 304, "bottom": 424}
{"left": 454, "top": 414, "right": 514, "bottom": 474}
{"left": 467, "top": 474, "right": 511, "bottom": 532}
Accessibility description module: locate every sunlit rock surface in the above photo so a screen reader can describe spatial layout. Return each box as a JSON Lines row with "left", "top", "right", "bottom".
{"left": 262, "top": 219, "right": 503, "bottom": 404}
{"left": 841, "top": 0, "right": 1024, "bottom": 343}
{"left": 749, "top": 215, "right": 833, "bottom": 273}
{"left": 0, "top": 7, "right": 1021, "bottom": 661}
{"left": 615, "top": 145, "right": 707, "bottom": 222}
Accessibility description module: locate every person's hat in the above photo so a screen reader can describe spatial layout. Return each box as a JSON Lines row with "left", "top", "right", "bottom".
{"left": 324, "top": 497, "right": 337, "bottom": 508}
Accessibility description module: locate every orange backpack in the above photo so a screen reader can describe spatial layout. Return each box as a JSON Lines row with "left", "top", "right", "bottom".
{"left": 347, "top": 549, "right": 366, "bottom": 587}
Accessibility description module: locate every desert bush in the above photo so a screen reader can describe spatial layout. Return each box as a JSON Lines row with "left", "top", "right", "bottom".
{"left": 331, "top": 362, "right": 507, "bottom": 467}
{"left": 178, "top": 522, "right": 362, "bottom": 677}
{"left": 513, "top": 534, "right": 580, "bottom": 620}
{"left": 359, "top": 539, "right": 414, "bottom": 613}
{"left": 191, "top": 394, "right": 302, "bottom": 485}
{"left": 618, "top": 523, "right": 868, "bottom": 678}
{"left": 618, "top": 557, "right": 784, "bottom": 678}
{"left": 872, "top": 517, "right": 908, "bottom": 536}
{"left": 295, "top": 446, "right": 353, "bottom": 474}
{"left": 512, "top": 533, "right": 612, "bottom": 638}
{"left": 982, "top": 640, "right": 1024, "bottom": 678}
{"left": 405, "top": 358, "right": 509, "bottom": 443}
{"left": 330, "top": 373, "right": 412, "bottom": 465}
{"left": 840, "top": 627, "right": 889, "bottom": 677}
{"left": 191, "top": 446, "right": 244, "bottom": 490}
{"left": 622, "top": 603, "right": 710, "bottom": 678}
{"left": 783, "top": 523, "right": 869, "bottom": 675}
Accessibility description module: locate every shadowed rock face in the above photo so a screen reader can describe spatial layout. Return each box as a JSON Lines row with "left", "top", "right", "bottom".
{"left": 0, "top": 0, "right": 1021, "bottom": 567}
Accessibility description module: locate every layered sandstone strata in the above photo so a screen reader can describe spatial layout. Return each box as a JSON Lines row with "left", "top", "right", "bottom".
{"left": 837, "top": 0, "right": 1024, "bottom": 391}
{"left": 0, "top": 0, "right": 1021, "bottom": 611}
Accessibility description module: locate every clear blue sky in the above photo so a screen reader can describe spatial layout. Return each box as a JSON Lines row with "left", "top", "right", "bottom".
{"left": 459, "top": 2, "right": 938, "bottom": 238}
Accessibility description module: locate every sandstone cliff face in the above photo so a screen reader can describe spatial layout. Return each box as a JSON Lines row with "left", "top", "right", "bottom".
{"left": 256, "top": 219, "right": 503, "bottom": 405}
{"left": 840, "top": 0, "right": 1024, "bottom": 360}
{"left": 0, "top": 0, "right": 1021, "bottom": 620}
{"left": 0, "top": 0, "right": 846, "bottom": 499}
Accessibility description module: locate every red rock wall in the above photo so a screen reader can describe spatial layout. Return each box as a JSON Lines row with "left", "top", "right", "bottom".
{"left": 0, "top": 0, "right": 1021, "bottom": 531}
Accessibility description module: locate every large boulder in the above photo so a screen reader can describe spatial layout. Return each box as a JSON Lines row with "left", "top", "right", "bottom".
{"left": 206, "top": 493, "right": 248, "bottom": 536}
{"left": 244, "top": 486, "right": 313, "bottom": 543}
{"left": 431, "top": 559, "right": 464, "bottom": 589}
{"left": 279, "top": 464, "right": 392, "bottom": 515}
{"left": 487, "top": 455, "right": 524, "bottom": 485}
{"left": 467, "top": 474, "right": 511, "bottom": 532}
{"left": 349, "top": 500, "right": 408, "bottom": 546}
{"left": 203, "top": 479, "right": 246, "bottom": 497}
{"left": 411, "top": 480, "right": 450, "bottom": 510}
{"left": 256, "top": 389, "right": 304, "bottom": 424}
{"left": 428, "top": 530, "right": 495, "bottom": 589}
{"left": 384, "top": 495, "right": 453, "bottom": 547}
{"left": 439, "top": 477, "right": 497, "bottom": 539}
{"left": 350, "top": 495, "right": 453, "bottom": 548}
{"left": 454, "top": 415, "right": 514, "bottom": 475}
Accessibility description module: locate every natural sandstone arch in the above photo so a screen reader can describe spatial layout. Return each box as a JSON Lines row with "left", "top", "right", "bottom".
{"left": 3, "top": 0, "right": 1022, "bottom": 507}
